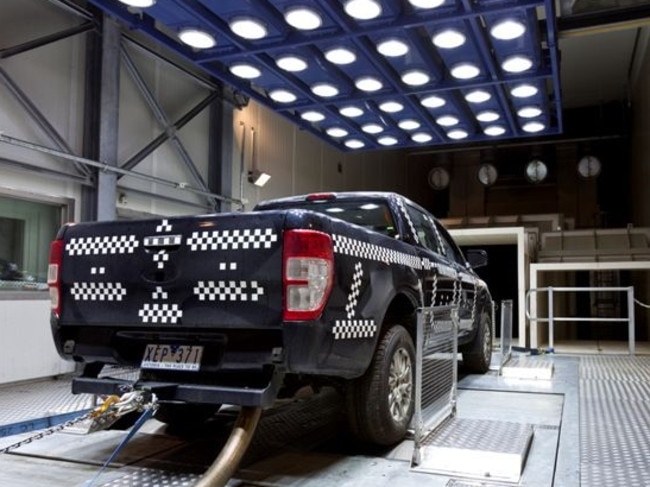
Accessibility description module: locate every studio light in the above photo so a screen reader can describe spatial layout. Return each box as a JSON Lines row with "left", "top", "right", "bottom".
{"left": 285, "top": 7, "right": 322, "bottom": 30}
{"left": 229, "top": 63, "right": 261, "bottom": 79}
{"left": 178, "top": 28, "right": 215, "bottom": 49}
{"left": 230, "top": 17, "right": 267, "bottom": 40}
{"left": 248, "top": 170, "right": 271, "bottom": 187}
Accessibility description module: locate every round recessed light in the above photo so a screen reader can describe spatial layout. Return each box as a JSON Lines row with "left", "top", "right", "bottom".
{"left": 301, "top": 111, "right": 325, "bottom": 122}
{"left": 379, "top": 101, "right": 404, "bottom": 113}
{"left": 378, "top": 136, "right": 398, "bottom": 146}
{"left": 178, "top": 28, "right": 216, "bottom": 49}
{"left": 355, "top": 76, "right": 383, "bottom": 92}
{"left": 398, "top": 119, "right": 421, "bottom": 130}
{"left": 311, "top": 83, "right": 339, "bottom": 97}
{"left": 324, "top": 47, "right": 356, "bottom": 65}
{"left": 377, "top": 38, "right": 409, "bottom": 57}
{"left": 229, "top": 63, "right": 261, "bottom": 79}
{"left": 344, "top": 0, "right": 382, "bottom": 20}
{"left": 447, "top": 129, "right": 468, "bottom": 140}
{"left": 402, "top": 69, "right": 430, "bottom": 86}
{"left": 490, "top": 19, "right": 526, "bottom": 40}
{"left": 451, "top": 62, "right": 480, "bottom": 79}
{"left": 230, "top": 17, "right": 267, "bottom": 40}
{"left": 476, "top": 110, "right": 500, "bottom": 122}
{"left": 436, "top": 115, "right": 459, "bottom": 127}
{"left": 345, "top": 139, "right": 365, "bottom": 149}
{"left": 518, "top": 106, "right": 542, "bottom": 118}
{"left": 269, "top": 89, "right": 297, "bottom": 103}
{"left": 511, "top": 84, "right": 538, "bottom": 98}
{"left": 432, "top": 29, "right": 466, "bottom": 49}
{"left": 285, "top": 7, "right": 322, "bottom": 30}
{"left": 522, "top": 121, "right": 545, "bottom": 133}
{"left": 362, "top": 123, "right": 384, "bottom": 134}
{"left": 408, "top": 0, "right": 445, "bottom": 8}
{"left": 276, "top": 55, "right": 307, "bottom": 72}
{"left": 412, "top": 132, "right": 432, "bottom": 143}
{"left": 339, "top": 106, "right": 364, "bottom": 117}
{"left": 484, "top": 125, "right": 505, "bottom": 136}
{"left": 502, "top": 55, "right": 533, "bottom": 73}
{"left": 118, "top": 0, "right": 156, "bottom": 7}
{"left": 465, "top": 89, "right": 491, "bottom": 103}
{"left": 327, "top": 127, "right": 349, "bottom": 137}
{"left": 421, "top": 94, "right": 446, "bottom": 108}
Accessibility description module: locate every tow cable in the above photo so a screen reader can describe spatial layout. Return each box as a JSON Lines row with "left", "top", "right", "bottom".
{"left": 0, "top": 390, "right": 159, "bottom": 486}
{"left": 0, "top": 392, "right": 262, "bottom": 487}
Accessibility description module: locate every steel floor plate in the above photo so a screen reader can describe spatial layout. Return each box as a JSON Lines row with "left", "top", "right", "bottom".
{"left": 1, "top": 355, "right": 650, "bottom": 486}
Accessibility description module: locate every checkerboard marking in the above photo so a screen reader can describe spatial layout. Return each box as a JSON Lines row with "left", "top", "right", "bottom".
{"left": 333, "top": 234, "right": 421, "bottom": 269}
{"left": 90, "top": 267, "right": 106, "bottom": 275}
{"left": 138, "top": 303, "right": 182, "bottom": 324}
{"left": 67, "top": 235, "right": 139, "bottom": 256}
{"left": 193, "top": 280, "right": 264, "bottom": 302}
{"left": 156, "top": 219, "right": 172, "bottom": 233}
{"left": 153, "top": 250, "right": 169, "bottom": 269}
{"left": 71, "top": 282, "right": 126, "bottom": 301}
{"left": 332, "top": 320, "right": 377, "bottom": 340}
{"left": 152, "top": 286, "right": 168, "bottom": 300}
{"left": 187, "top": 228, "right": 278, "bottom": 251}
{"left": 345, "top": 262, "right": 364, "bottom": 319}
{"left": 218, "top": 262, "right": 237, "bottom": 271}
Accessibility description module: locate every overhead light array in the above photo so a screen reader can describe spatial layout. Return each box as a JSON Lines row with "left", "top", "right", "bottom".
{"left": 107, "top": 0, "right": 560, "bottom": 151}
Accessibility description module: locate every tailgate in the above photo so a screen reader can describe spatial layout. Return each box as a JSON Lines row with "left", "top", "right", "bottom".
{"left": 58, "top": 212, "right": 285, "bottom": 329}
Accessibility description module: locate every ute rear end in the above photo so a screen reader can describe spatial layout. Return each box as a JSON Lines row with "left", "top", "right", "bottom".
{"left": 49, "top": 212, "right": 293, "bottom": 405}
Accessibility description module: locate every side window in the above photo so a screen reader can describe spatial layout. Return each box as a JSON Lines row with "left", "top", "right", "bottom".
{"left": 406, "top": 205, "right": 441, "bottom": 253}
{"left": 434, "top": 220, "right": 466, "bottom": 265}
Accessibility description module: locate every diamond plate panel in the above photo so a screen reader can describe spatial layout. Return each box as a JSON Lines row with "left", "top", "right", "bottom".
{"left": 501, "top": 356, "right": 554, "bottom": 380}
{"left": 98, "top": 468, "right": 200, "bottom": 486}
{"left": 0, "top": 377, "right": 94, "bottom": 427}
{"left": 580, "top": 356, "right": 650, "bottom": 487}
{"left": 422, "top": 417, "right": 532, "bottom": 453}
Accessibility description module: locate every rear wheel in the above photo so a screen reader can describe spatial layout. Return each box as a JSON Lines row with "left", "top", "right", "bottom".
{"left": 346, "top": 325, "right": 415, "bottom": 446}
{"left": 462, "top": 310, "right": 492, "bottom": 373}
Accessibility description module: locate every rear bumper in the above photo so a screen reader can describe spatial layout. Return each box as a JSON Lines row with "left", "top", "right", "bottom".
{"left": 73, "top": 365, "right": 285, "bottom": 408}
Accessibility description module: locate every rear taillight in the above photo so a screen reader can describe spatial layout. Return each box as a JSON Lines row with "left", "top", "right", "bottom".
{"left": 283, "top": 229, "right": 334, "bottom": 321}
{"left": 48, "top": 239, "right": 64, "bottom": 318}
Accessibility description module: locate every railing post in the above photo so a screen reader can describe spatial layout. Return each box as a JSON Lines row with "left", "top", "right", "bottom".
{"left": 548, "top": 286, "right": 554, "bottom": 350}
{"left": 628, "top": 286, "right": 635, "bottom": 356}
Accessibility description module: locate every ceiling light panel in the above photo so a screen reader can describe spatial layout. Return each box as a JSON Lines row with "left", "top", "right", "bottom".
{"left": 88, "top": 0, "right": 562, "bottom": 150}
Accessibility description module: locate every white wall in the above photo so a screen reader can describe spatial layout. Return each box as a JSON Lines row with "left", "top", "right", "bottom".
{"left": 0, "top": 298, "right": 76, "bottom": 383}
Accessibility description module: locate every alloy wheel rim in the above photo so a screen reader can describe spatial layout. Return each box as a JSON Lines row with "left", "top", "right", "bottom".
{"left": 388, "top": 347, "right": 413, "bottom": 422}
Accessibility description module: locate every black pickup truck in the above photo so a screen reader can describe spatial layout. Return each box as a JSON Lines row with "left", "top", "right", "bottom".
{"left": 48, "top": 191, "right": 493, "bottom": 445}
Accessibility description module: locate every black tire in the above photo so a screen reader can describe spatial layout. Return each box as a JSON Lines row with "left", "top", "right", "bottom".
{"left": 462, "top": 310, "right": 492, "bottom": 373}
{"left": 346, "top": 325, "right": 415, "bottom": 446}
{"left": 155, "top": 403, "right": 221, "bottom": 427}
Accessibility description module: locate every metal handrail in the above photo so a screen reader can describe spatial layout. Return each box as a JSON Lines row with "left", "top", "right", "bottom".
{"left": 525, "top": 286, "right": 635, "bottom": 355}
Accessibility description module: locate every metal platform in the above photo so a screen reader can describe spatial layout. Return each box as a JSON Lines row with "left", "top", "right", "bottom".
{"left": 0, "top": 355, "right": 649, "bottom": 486}
{"left": 501, "top": 355, "right": 555, "bottom": 380}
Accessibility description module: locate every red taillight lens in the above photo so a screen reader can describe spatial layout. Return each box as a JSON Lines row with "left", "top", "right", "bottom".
{"left": 283, "top": 229, "right": 334, "bottom": 321}
{"left": 48, "top": 239, "right": 64, "bottom": 318}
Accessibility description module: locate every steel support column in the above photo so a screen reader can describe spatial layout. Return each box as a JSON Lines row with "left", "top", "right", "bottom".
{"left": 96, "top": 16, "right": 120, "bottom": 221}
{"left": 209, "top": 93, "right": 234, "bottom": 213}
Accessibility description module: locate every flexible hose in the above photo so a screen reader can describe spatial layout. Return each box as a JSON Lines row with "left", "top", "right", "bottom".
{"left": 194, "top": 406, "right": 262, "bottom": 487}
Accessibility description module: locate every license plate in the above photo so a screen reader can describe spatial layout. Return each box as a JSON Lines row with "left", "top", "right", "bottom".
{"left": 141, "top": 344, "right": 204, "bottom": 371}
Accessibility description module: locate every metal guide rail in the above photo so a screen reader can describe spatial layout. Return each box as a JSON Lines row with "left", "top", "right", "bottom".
{"left": 411, "top": 304, "right": 458, "bottom": 468}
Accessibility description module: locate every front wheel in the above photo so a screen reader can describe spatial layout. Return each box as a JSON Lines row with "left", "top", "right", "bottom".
{"left": 462, "top": 310, "right": 493, "bottom": 373}
{"left": 345, "top": 325, "right": 415, "bottom": 446}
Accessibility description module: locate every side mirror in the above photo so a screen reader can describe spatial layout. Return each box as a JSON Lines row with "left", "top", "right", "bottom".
{"left": 466, "top": 249, "right": 488, "bottom": 269}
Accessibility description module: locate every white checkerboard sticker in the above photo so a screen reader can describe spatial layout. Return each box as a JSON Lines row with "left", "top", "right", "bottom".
{"left": 187, "top": 228, "right": 278, "bottom": 251}
{"left": 71, "top": 282, "right": 127, "bottom": 301}
{"left": 193, "top": 280, "right": 264, "bottom": 302}
{"left": 332, "top": 319, "right": 377, "bottom": 340}
{"left": 138, "top": 303, "right": 183, "bottom": 324}
{"left": 67, "top": 235, "right": 139, "bottom": 256}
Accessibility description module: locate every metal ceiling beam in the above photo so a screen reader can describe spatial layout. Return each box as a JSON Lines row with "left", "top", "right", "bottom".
{"left": 46, "top": 0, "right": 94, "bottom": 21}
{"left": 0, "top": 156, "right": 92, "bottom": 187}
{"left": 120, "top": 45, "right": 216, "bottom": 209}
{"left": 0, "top": 133, "right": 244, "bottom": 207}
{"left": 119, "top": 91, "right": 221, "bottom": 173}
{"left": 0, "top": 22, "right": 95, "bottom": 60}
{"left": 0, "top": 66, "right": 92, "bottom": 178}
